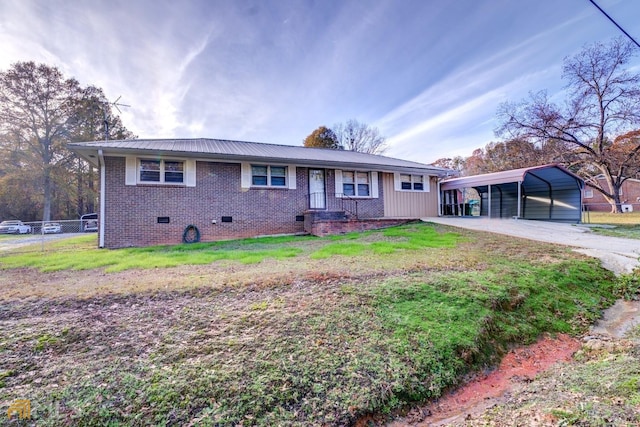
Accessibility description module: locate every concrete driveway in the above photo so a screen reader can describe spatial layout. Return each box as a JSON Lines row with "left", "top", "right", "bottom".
{"left": 423, "top": 217, "right": 640, "bottom": 275}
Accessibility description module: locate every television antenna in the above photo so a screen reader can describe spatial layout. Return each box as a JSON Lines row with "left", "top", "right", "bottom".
{"left": 103, "top": 96, "right": 131, "bottom": 141}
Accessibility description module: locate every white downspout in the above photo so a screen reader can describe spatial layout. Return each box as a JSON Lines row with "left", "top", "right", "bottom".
{"left": 98, "top": 149, "right": 106, "bottom": 248}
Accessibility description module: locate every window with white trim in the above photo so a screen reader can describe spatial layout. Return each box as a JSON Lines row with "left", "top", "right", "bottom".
{"left": 139, "top": 159, "right": 184, "bottom": 184}
{"left": 400, "top": 174, "right": 425, "bottom": 191}
{"left": 342, "top": 171, "right": 370, "bottom": 197}
{"left": 584, "top": 189, "right": 593, "bottom": 199}
{"left": 251, "top": 165, "right": 287, "bottom": 187}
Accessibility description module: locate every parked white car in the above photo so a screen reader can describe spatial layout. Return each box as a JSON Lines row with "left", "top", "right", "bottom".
{"left": 83, "top": 219, "right": 98, "bottom": 232}
{"left": 0, "top": 220, "right": 32, "bottom": 234}
{"left": 42, "top": 222, "right": 62, "bottom": 234}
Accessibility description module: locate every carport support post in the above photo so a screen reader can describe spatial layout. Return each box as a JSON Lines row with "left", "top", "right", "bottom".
{"left": 517, "top": 181, "right": 522, "bottom": 219}
{"left": 462, "top": 188, "right": 466, "bottom": 216}
{"left": 488, "top": 184, "right": 492, "bottom": 218}
{"left": 437, "top": 179, "right": 442, "bottom": 216}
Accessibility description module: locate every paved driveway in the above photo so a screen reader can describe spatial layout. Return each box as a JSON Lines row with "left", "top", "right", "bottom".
{"left": 423, "top": 217, "right": 640, "bottom": 275}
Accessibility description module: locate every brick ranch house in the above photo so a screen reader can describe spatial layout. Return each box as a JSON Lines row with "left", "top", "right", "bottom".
{"left": 583, "top": 175, "right": 640, "bottom": 212}
{"left": 69, "top": 138, "right": 450, "bottom": 248}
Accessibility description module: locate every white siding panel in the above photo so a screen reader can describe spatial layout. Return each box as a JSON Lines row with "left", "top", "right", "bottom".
{"left": 382, "top": 173, "right": 438, "bottom": 217}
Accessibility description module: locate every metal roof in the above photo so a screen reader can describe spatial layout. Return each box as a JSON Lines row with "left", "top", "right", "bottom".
{"left": 440, "top": 164, "right": 584, "bottom": 190}
{"left": 68, "top": 138, "right": 449, "bottom": 176}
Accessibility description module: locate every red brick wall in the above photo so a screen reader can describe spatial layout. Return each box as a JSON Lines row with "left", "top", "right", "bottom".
{"left": 103, "top": 158, "right": 392, "bottom": 248}
{"left": 583, "top": 178, "right": 640, "bottom": 212}
{"left": 103, "top": 157, "right": 308, "bottom": 248}
{"left": 309, "top": 218, "right": 414, "bottom": 237}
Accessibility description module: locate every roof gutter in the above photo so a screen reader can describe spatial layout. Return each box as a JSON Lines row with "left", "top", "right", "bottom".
{"left": 98, "top": 149, "right": 105, "bottom": 248}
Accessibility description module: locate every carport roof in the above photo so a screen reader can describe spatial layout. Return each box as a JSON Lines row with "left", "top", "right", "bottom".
{"left": 440, "top": 164, "right": 584, "bottom": 190}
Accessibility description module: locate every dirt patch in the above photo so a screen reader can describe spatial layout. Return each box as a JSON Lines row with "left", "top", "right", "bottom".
{"left": 388, "top": 334, "right": 581, "bottom": 426}
{"left": 383, "top": 301, "right": 640, "bottom": 426}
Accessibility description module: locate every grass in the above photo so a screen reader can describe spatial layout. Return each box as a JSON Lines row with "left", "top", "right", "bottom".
{"left": 586, "top": 211, "right": 640, "bottom": 225}
{"left": 0, "top": 223, "right": 462, "bottom": 273}
{"left": 0, "top": 234, "right": 309, "bottom": 272}
{"left": 582, "top": 211, "right": 640, "bottom": 239}
{"left": 0, "top": 222, "right": 629, "bottom": 426}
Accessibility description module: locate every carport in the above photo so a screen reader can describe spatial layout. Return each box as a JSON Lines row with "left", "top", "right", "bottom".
{"left": 439, "top": 164, "right": 584, "bottom": 222}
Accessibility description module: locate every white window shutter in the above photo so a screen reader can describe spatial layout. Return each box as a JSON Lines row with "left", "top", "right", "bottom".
{"left": 371, "top": 172, "right": 379, "bottom": 198}
{"left": 393, "top": 172, "right": 401, "bottom": 191}
{"left": 334, "top": 170, "right": 343, "bottom": 197}
{"left": 241, "top": 162, "right": 252, "bottom": 189}
{"left": 185, "top": 159, "right": 196, "bottom": 187}
{"left": 125, "top": 156, "right": 137, "bottom": 185}
{"left": 424, "top": 175, "right": 430, "bottom": 192}
{"left": 288, "top": 166, "right": 297, "bottom": 189}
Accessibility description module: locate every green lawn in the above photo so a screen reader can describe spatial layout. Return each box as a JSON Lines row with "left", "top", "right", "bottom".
{"left": 0, "top": 222, "right": 630, "bottom": 426}
{"left": 582, "top": 211, "right": 640, "bottom": 239}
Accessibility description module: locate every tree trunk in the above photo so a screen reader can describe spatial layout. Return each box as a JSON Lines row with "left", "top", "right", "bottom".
{"left": 77, "top": 161, "right": 84, "bottom": 216}
{"left": 43, "top": 166, "right": 52, "bottom": 221}
{"left": 601, "top": 171, "right": 623, "bottom": 213}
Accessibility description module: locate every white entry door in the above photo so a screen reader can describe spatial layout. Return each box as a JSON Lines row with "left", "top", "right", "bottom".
{"left": 309, "top": 169, "right": 326, "bottom": 209}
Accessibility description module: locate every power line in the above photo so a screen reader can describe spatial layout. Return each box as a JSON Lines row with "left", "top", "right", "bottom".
{"left": 588, "top": 0, "right": 640, "bottom": 49}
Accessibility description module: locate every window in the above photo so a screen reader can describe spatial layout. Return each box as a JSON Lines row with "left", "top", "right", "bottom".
{"left": 251, "top": 165, "right": 287, "bottom": 187}
{"left": 356, "top": 172, "right": 370, "bottom": 196}
{"left": 399, "top": 174, "right": 425, "bottom": 191}
{"left": 139, "top": 159, "right": 184, "bottom": 184}
{"left": 342, "top": 171, "right": 370, "bottom": 197}
{"left": 584, "top": 189, "right": 593, "bottom": 199}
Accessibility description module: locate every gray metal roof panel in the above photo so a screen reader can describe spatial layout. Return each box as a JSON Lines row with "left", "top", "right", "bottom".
{"left": 68, "top": 138, "right": 450, "bottom": 175}
{"left": 440, "top": 164, "right": 583, "bottom": 190}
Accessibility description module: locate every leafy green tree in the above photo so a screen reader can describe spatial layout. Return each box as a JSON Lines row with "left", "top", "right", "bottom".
{"left": 0, "top": 62, "right": 134, "bottom": 221}
{"left": 303, "top": 126, "right": 340, "bottom": 149}
{"left": 497, "top": 38, "right": 640, "bottom": 212}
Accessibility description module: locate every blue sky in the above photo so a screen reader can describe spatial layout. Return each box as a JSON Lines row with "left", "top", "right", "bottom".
{"left": 1, "top": 0, "right": 639, "bottom": 164}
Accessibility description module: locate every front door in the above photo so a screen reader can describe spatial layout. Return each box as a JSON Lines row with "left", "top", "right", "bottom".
{"left": 309, "top": 169, "right": 326, "bottom": 209}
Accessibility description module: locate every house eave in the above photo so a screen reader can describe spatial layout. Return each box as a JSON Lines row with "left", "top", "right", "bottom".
{"left": 71, "top": 145, "right": 449, "bottom": 176}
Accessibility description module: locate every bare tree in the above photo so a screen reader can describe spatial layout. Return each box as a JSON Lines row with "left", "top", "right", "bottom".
{"left": 496, "top": 38, "right": 640, "bottom": 212}
{"left": 333, "top": 119, "right": 387, "bottom": 154}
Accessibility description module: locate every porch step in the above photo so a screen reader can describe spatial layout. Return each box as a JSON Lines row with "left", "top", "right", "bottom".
{"left": 304, "top": 210, "right": 348, "bottom": 221}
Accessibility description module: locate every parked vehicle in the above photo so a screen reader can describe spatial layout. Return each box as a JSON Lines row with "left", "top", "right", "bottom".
{"left": 0, "top": 220, "right": 32, "bottom": 234}
{"left": 42, "top": 222, "right": 62, "bottom": 234}
{"left": 83, "top": 219, "right": 98, "bottom": 232}
{"left": 81, "top": 213, "right": 98, "bottom": 232}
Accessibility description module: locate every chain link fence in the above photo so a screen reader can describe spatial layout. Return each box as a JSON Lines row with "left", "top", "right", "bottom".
{"left": 0, "top": 218, "right": 98, "bottom": 253}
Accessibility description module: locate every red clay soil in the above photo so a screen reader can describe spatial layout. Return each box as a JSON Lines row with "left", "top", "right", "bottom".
{"left": 386, "top": 334, "right": 581, "bottom": 426}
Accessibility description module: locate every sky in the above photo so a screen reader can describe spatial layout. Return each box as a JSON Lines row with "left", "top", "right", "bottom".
{"left": 1, "top": 0, "right": 640, "bottom": 165}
